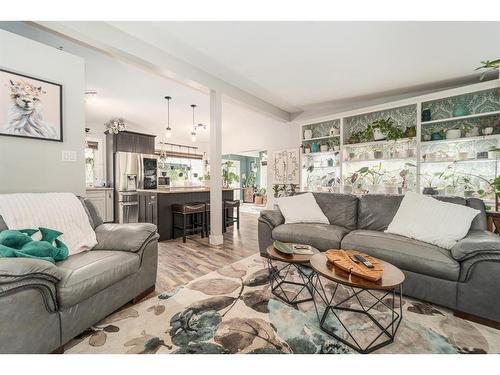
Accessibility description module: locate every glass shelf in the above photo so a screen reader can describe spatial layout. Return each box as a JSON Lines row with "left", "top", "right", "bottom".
{"left": 344, "top": 137, "right": 416, "bottom": 148}
{"left": 421, "top": 134, "right": 500, "bottom": 145}
{"left": 421, "top": 158, "right": 497, "bottom": 164}
{"left": 302, "top": 135, "right": 340, "bottom": 142}
{"left": 421, "top": 110, "right": 500, "bottom": 125}
{"left": 344, "top": 157, "right": 416, "bottom": 164}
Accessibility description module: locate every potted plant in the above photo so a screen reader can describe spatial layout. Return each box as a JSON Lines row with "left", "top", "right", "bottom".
{"left": 373, "top": 147, "right": 384, "bottom": 159}
{"left": 242, "top": 171, "right": 255, "bottom": 202}
{"left": 254, "top": 187, "right": 266, "bottom": 205}
{"left": 358, "top": 164, "right": 385, "bottom": 193}
{"left": 369, "top": 117, "right": 405, "bottom": 141}
{"left": 343, "top": 172, "right": 359, "bottom": 193}
{"left": 422, "top": 172, "right": 441, "bottom": 195}
{"left": 460, "top": 176, "right": 476, "bottom": 198}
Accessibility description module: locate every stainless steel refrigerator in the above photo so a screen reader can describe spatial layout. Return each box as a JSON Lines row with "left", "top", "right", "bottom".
{"left": 114, "top": 152, "right": 158, "bottom": 223}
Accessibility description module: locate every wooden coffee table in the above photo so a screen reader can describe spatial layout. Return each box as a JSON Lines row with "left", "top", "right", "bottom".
{"left": 309, "top": 251, "right": 405, "bottom": 354}
{"left": 266, "top": 244, "right": 319, "bottom": 305}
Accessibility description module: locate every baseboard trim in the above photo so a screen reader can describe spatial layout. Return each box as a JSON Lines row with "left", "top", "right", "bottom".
{"left": 453, "top": 310, "right": 500, "bottom": 330}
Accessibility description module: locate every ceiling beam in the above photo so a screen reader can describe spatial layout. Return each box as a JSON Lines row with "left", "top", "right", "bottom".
{"left": 33, "top": 21, "right": 292, "bottom": 122}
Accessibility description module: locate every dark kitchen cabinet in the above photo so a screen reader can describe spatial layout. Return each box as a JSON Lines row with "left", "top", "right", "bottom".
{"left": 107, "top": 131, "right": 156, "bottom": 154}
{"left": 138, "top": 192, "right": 158, "bottom": 225}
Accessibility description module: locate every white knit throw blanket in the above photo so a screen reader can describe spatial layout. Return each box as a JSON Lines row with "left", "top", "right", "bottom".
{"left": 0, "top": 192, "right": 97, "bottom": 256}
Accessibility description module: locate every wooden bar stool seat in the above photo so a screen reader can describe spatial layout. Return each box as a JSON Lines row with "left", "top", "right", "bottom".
{"left": 172, "top": 202, "right": 206, "bottom": 243}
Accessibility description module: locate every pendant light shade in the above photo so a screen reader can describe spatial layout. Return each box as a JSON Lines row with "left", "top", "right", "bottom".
{"left": 165, "top": 96, "right": 172, "bottom": 139}
{"left": 190, "top": 104, "right": 197, "bottom": 143}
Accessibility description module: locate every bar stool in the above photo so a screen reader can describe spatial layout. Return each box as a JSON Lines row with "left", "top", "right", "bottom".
{"left": 223, "top": 200, "right": 240, "bottom": 233}
{"left": 172, "top": 203, "right": 206, "bottom": 243}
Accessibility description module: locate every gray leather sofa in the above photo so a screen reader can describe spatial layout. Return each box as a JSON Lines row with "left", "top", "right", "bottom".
{"left": 0, "top": 198, "right": 159, "bottom": 354}
{"left": 258, "top": 193, "right": 500, "bottom": 325}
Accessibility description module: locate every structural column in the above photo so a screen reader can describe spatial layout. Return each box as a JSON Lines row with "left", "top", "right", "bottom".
{"left": 209, "top": 89, "right": 223, "bottom": 245}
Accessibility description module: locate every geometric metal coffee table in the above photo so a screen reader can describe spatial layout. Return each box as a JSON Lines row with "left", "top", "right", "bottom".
{"left": 266, "top": 244, "right": 319, "bottom": 306}
{"left": 309, "top": 251, "right": 405, "bottom": 354}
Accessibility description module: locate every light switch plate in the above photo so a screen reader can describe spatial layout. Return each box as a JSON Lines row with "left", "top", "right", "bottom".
{"left": 62, "top": 150, "right": 77, "bottom": 162}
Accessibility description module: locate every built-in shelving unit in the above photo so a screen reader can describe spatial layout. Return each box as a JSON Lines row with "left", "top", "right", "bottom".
{"left": 299, "top": 80, "right": 500, "bottom": 202}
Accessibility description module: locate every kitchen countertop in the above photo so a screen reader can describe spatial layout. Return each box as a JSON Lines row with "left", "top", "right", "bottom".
{"left": 86, "top": 187, "right": 113, "bottom": 191}
{"left": 137, "top": 187, "right": 238, "bottom": 194}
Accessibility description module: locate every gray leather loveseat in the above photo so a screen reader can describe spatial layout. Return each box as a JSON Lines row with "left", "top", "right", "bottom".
{"left": 0, "top": 198, "right": 159, "bottom": 353}
{"left": 258, "top": 193, "right": 500, "bottom": 326}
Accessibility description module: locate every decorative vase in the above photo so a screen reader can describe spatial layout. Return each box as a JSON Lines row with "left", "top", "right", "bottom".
{"left": 304, "top": 129, "right": 312, "bottom": 140}
{"left": 423, "top": 134, "right": 431, "bottom": 141}
{"left": 431, "top": 132, "right": 443, "bottom": 141}
{"left": 483, "top": 127, "right": 494, "bottom": 135}
{"left": 310, "top": 142, "right": 319, "bottom": 153}
{"left": 405, "top": 126, "right": 417, "bottom": 138}
{"left": 452, "top": 105, "right": 469, "bottom": 117}
{"left": 320, "top": 144, "right": 328, "bottom": 152}
{"left": 327, "top": 158, "right": 334, "bottom": 167}
{"left": 422, "top": 109, "right": 431, "bottom": 122}
{"left": 373, "top": 129, "right": 386, "bottom": 141}
{"left": 373, "top": 150, "right": 383, "bottom": 159}
{"left": 446, "top": 129, "right": 461, "bottom": 139}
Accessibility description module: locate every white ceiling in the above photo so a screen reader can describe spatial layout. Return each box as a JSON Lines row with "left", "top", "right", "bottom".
{"left": 110, "top": 21, "right": 500, "bottom": 113}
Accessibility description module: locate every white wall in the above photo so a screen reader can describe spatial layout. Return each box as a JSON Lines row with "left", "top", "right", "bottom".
{"left": 0, "top": 29, "right": 86, "bottom": 195}
{"left": 222, "top": 100, "right": 300, "bottom": 208}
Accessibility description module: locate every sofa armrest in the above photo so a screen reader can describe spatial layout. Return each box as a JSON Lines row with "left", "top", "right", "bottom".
{"left": 93, "top": 223, "right": 159, "bottom": 253}
{"left": 259, "top": 209, "right": 285, "bottom": 228}
{"left": 0, "top": 258, "right": 61, "bottom": 313}
{"left": 451, "top": 230, "right": 500, "bottom": 261}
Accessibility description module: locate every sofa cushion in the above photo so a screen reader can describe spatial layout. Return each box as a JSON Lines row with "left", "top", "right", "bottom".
{"left": 313, "top": 193, "right": 358, "bottom": 230}
{"left": 94, "top": 223, "right": 158, "bottom": 252}
{"left": 272, "top": 223, "right": 350, "bottom": 251}
{"left": 357, "top": 194, "right": 403, "bottom": 231}
{"left": 56, "top": 250, "right": 140, "bottom": 308}
{"left": 341, "top": 230, "right": 460, "bottom": 281}
{"left": 357, "top": 194, "right": 467, "bottom": 231}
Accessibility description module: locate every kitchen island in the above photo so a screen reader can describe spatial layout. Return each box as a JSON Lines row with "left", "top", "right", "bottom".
{"left": 137, "top": 187, "right": 238, "bottom": 241}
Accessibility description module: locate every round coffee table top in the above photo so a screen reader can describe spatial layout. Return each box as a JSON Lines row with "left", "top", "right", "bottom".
{"left": 266, "top": 244, "right": 320, "bottom": 264}
{"left": 309, "top": 251, "right": 405, "bottom": 290}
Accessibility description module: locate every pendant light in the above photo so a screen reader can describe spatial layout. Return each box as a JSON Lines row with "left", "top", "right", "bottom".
{"left": 190, "top": 104, "right": 197, "bottom": 142}
{"left": 164, "top": 96, "right": 172, "bottom": 139}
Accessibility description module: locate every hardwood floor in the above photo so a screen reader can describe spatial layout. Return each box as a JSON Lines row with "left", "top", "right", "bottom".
{"left": 153, "top": 211, "right": 260, "bottom": 294}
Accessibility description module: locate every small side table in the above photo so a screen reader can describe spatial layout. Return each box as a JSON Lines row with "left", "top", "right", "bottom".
{"left": 486, "top": 210, "right": 500, "bottom": 234}
{"left": 266, "top": 245, "right": 319, "bottom": 306}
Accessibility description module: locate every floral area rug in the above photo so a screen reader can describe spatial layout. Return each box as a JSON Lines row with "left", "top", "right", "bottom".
{"left": 65, "top": 254, "right": 500, "bottom": 354}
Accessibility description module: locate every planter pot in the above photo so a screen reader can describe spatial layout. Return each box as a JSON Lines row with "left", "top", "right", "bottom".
{"left": 423, "top": 187, "right": 439, "bottom": 195}
{"left": 385, "top": 185, "right": 398, "bottom": 194}
{"left": 348, "top": 152, "right": 356, "bottom": 160}
{"left": 406, "top": 126, "right": 417, "bottom": 138}
{"left": 464, "top": 190, "right": 475, "bottom": 198}
{"left": 373, "top": 129, "right": 386, "bottom": 141}
{"left": 327, "top": 158, "right": 334, "bottom": 167}
{"left": 367, "top": 184, "right": 382, "bottom": 193}
{"left": 483, "top": 127, "right": 494, "bottom": 135}
{"left": 446, "top": 129, "right": 461, "bottom": 140}
{"left": 243, "top": 187, "right": 255, "bottom": 203}
{"left": 373, "top": 151, "right": 384, "bottom": 159}
{"left": 423, "top": 134, "right": 431, "bottom": 141}
{"left": 254, "top": 196, "right": 264, "bottom": 205}
{"left": 431, "top": 132, "right": 443, "bottom": 141}
{"left": 422, "top": 109, "right": 431, "bottom": 122}
{"left": 304, "top": 129, "right": 312, "bottom": 140}
{"left": 488, "top": 150, "right": 500, "bottom": 159}
{"left": 310, "top": 142, "right": 319, "bottom": 153}
{"left": 452, "top": 105, "right": 469, "bottom": 117}
{"left": 320, "top": 145, "right": 328, "bottom": 152}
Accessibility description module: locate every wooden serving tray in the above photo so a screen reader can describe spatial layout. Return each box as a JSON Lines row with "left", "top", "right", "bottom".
{"left": 325, "top": 250, "right": 384, "bottom": 282}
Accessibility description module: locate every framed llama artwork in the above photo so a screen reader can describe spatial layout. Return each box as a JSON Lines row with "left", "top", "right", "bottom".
{"left": 0, "top": 68, "right": 63, "bottom": 142}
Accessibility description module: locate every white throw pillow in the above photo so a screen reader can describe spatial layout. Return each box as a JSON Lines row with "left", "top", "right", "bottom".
{"left": 385, "top": 192, "right": 480, "bottom": 249}
{"left": 277, "top": 193, "right": 329, "bottom": 224}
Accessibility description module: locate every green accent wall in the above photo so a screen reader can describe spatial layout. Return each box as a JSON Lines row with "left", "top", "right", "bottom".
{"left": 223, "top": 154, "right": 262, "bottom": 200}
